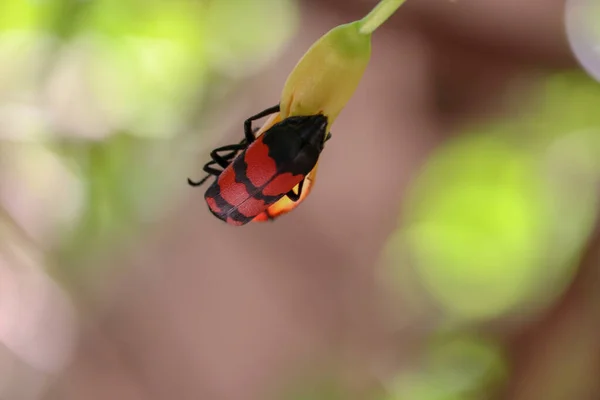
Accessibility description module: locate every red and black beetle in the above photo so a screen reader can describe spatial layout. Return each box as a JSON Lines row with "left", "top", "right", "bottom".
{"left": 188, "top": 104, "right": 332, "bottom": 226}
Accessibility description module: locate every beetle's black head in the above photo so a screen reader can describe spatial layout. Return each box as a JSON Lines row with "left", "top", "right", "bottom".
{"left": 297, "top": 114, "right": 328, "bottom": 146}
{"left": 283, "top": 114, "right": 329, "bottom": 149}
{"left": 261, "top": 114, "right": 330, "bottom": 174}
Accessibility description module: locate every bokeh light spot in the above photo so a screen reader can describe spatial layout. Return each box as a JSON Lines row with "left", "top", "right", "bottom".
{"left": 393, "top": 135, "right": 555, "bottom": 321}
{"left": 566, "top": 0, "right": 600, "bottom": 82}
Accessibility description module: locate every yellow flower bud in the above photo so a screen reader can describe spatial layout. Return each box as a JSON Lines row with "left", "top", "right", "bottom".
{"left": 279, "top": 21, "right": 371, "bottom": 125}
{"left": 253, "top": 0, "right": 408, "bottom": 222}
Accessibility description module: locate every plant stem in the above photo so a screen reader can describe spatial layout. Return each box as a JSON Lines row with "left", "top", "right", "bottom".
{"left": 358, "top": 0, "right": 408, "bottom": 35}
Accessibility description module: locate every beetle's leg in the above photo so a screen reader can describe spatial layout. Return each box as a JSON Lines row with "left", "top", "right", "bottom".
{"left": 187, "top": 173, "right": 214, "bottom": 187}
{"left": 202, "top": 161, "right": 226, "bottom": 175}
{"left": 188, "top": 128, "right": 259, "bottom": 187}
{"left": 213, "top": 130, "right": 256, "bottom": 161}
{"left": 204, "top": 153, "right": 235, "bottom": 173}
{"left": 285, "top": 179, "right": 305, "bottom": 202}
{"left": 188, "top": 140, "right": 246, "bottom": 187}
{"left": 210, "top": 142, "right": 247, "bottom": 168}
{"left": 187, "top": 178, "right": 207, "bottom": 187}
{"left": 244, "top": 104, "right": 280, "bottom": 143}
{"left": 210, "top": 131, "right": 256, "bottom": 165}
{"left": 187, "top": 159, "right": 227, "bottom": 186}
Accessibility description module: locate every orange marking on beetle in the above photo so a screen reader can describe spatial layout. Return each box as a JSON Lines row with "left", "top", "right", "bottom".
{"left": 262, "top": 184, "right": 307, "bottom": 217}
{"left": 262, "top": 172, "right": 304, "bottom": 197}
{"left": 252, "top": 212, "right": 269, "bottom": 222}
{"left": 218, "top": 169, "right": 250, "bottom": 206}
{"left": 206, "top": 196, "right": 221, "bottom": 214}
{"left": 236, "top": 196, "right": 268, "bottom": 218}
{"left": 244, "top": 140, "right": 276, "bottom": 188}
{"left": 256, "top": 162, "right": 320, "bottom": 222}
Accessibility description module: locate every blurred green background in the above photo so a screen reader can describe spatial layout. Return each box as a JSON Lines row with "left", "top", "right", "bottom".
{"left": 1, "top": 1, "right": 600, "bottom": 400}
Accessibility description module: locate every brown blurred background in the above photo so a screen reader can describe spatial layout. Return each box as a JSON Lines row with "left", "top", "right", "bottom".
{"left": 2, "top": 0, "right": 600, "bottom": 399}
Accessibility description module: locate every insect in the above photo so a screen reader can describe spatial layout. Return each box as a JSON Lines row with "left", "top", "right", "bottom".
{"left": 188, "top": 104, "right": 332, "bottom": 226}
